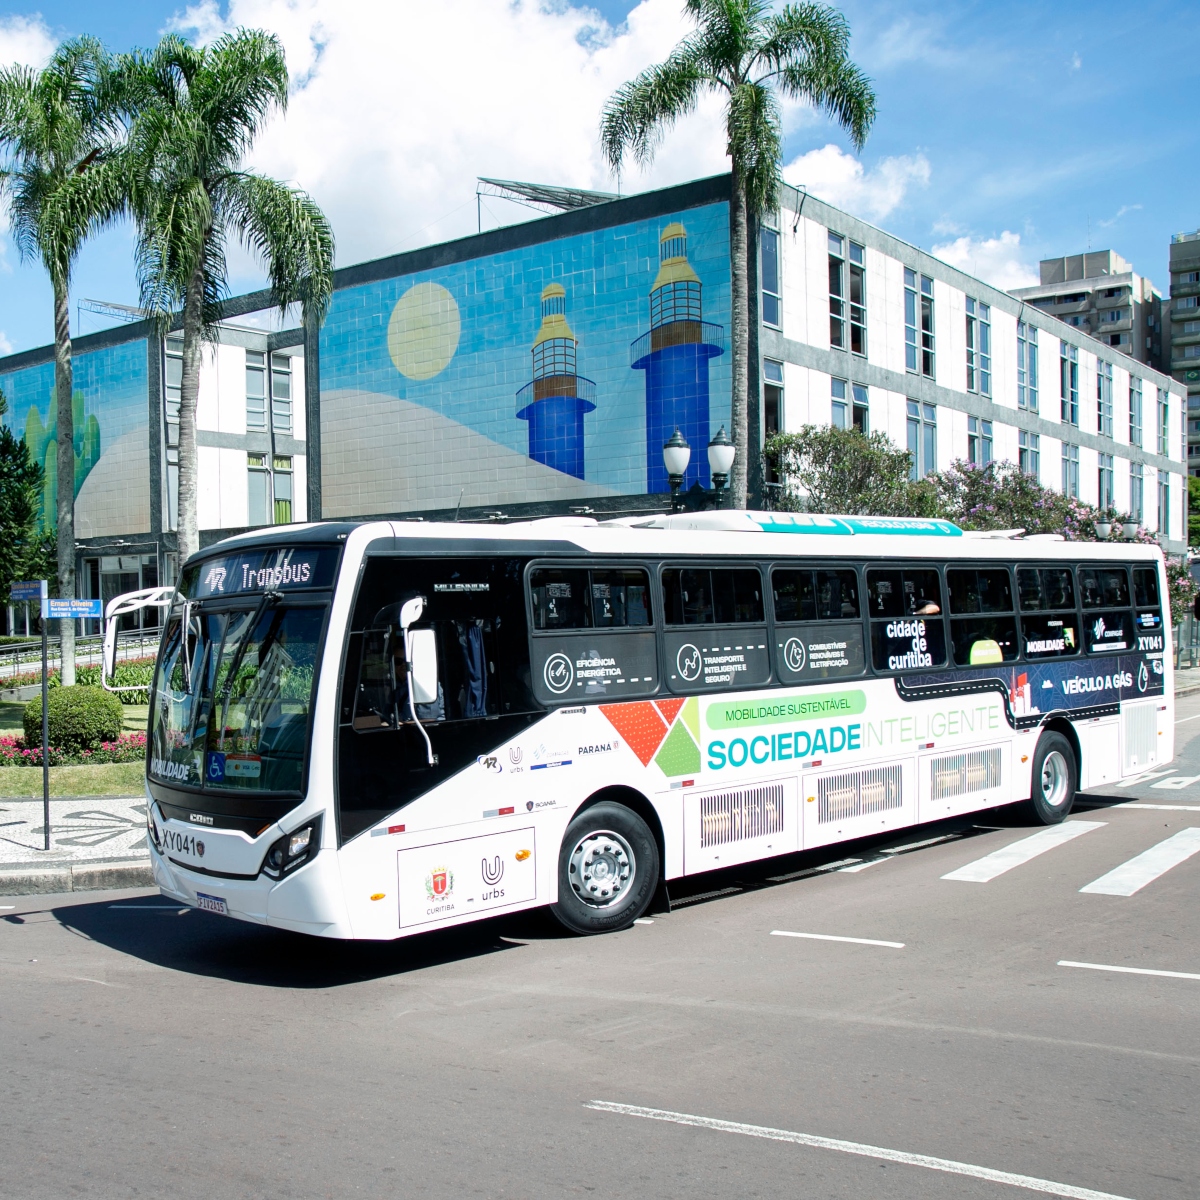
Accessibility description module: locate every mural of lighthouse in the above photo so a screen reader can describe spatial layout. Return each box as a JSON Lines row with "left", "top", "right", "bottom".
{"left": 516, "top": 284, "right": 596, "bottom": 479}
{"left": 632, "top": 223, "right": 726, "bottom": 492}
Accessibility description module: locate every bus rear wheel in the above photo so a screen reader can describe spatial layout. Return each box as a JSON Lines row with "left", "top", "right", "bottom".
{"left": 1025, "top": 731, "right": 1077, "bottom": 824}
{"left": 550, "top": 801, "right": 659, "bottom": 935}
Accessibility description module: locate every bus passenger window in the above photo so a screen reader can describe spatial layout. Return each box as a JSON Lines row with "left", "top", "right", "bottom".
{"left": 590, "top": 570, "right": 652, "bottom": 627}
{"left": 1078, "top": 567, "right": 1130, "bottom": 609}
{"left": 1133, "top": 566, "right": 1163, "bottom": 633}
{"left": 1017, "top": 568, "right": 1078, "bottom": 658}
{"left": 773, "top": 569, "right": 859, "bottom": 622}
{"left": 867, "top": 569, "right": 946, "bottom": 671}
{"left": 947, "top": 568, "right": 1017, "bottom": 665}
{"left": 663, "top": 568, "right": 763, "bottom": 625}
{"left": 530, "top": 569, "right": 591, "bottom": 629}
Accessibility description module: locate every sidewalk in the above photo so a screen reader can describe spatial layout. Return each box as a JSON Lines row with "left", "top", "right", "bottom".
{"left": 1175, "top": 666, "right": 1200, "bottom": 697}
{"left": 0, "top": 794, "right": 152, "bottom": 895}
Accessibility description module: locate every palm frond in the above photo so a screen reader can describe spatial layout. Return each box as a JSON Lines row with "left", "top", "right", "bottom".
{"left": 726, "top": 80, "right": 781, "bottom": 215}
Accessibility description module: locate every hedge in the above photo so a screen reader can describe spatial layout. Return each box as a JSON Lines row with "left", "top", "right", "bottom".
{"left": 23, "top": 685, "right": 124, "bottom": 752}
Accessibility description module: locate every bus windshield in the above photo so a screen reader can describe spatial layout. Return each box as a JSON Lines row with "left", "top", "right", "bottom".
{"left": 149, "top": 601, "right": 325, "bottom": 793}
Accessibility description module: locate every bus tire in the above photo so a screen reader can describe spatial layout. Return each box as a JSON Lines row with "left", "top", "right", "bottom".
{"left": 1025, "top": 731, "right": 1077, "bottom": 824}
{"left": 550, "top": 802, "right": 660, "bottom": 935}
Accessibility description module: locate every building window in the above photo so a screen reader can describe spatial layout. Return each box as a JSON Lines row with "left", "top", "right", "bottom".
{"left": 763, "top": 359, "right": 783, "bottom": 485}
{"left": 906, "top": 400, "right": 936, "bottom": 479}
{"left": 966, "top": 298, "right": 990, "bottom": 395}
{"left": 761, "top": 224, "right": 781, "bottom": 329}
{"left": 967, "top": 416, "right": 993, "bottom": 466}
{"left": 1158, "top": 388, "right": 1170, "bottom": 456}
{"left": 831, "top": 377, "right": 848, "bottom": 428}
{"left": 1130, "top": 462, "right": 1143, "bottom": 521}
{"left": 905, "top": 269, "right": 935, "bottom": 376}
{"left": 1097, "top": 360, "right": 1113, "bottom": 437}
{"left": 1018, "top": 430, "right": 1039, "bottom": 480}
{"left": 248, "top": 453, "right": 270, "bottom": 525}
{"left": 1017, "top": 321, "right": 1038, "bottom": 411}
{"left": 1183, "top": 345, "right": 1200, "bottom": 359}
{"left": 1098, "top": 308, "right": 1126, "bottom": 325}
{"left": 271, "top": 354, "right": 293, "bottom": 435}
{"left": 1060, "top": 342, "right": 1078, "bottom": 426}
{"left": 246, "top": 350, "right": 268, "bottom": 432}
{"left": 828, "top": 237, "right": 867, "bottom": 354}
{"left": 1061, "top": 442, "right": 1079, "bottom": 498}
{"left": 163, "top": 336, "right": 182, "bottom": 443}
{"left": 851, "top": 382, "right": 869, "bottom": 433}
{"left": 1098, "top": 452, "right": 1114, "bottom": 510}
{"left": 1180, "top": 271, "right": 1200, "bottom": 284}
{"left": 1175, "top": 295, "right": 1199, "bottom": 311}
{"left": 1158, "top": 469, "right": 1170, "bottom": 536}
{"left": 1183, "top": 320, "right": 1200, "bottom": 334}
{"left": 273, "top": 456, "right": 293, "bottom": 524}
{"left": 1130, "top": 376, "right": 1143, "bottom": 447}
{"left": 828, "top": 233, "right": 866, "bottom": 350}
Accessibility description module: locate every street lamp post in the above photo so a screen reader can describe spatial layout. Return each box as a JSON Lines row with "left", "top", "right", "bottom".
{"left": 662, "top": 429, "right": 691, "bottom": 513}
{"left": 661, "top": 427, "right": 737, "bottom": 512}
{"left": 707, "top": 426, "right": 735, "bottom": 509}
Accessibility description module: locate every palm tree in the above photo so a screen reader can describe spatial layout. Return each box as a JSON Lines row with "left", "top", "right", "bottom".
{"left": 120, "top": 30, "right": 334, "bottom": 562}
{"left": 0, "top": 37, "right": 124, "bottom": 684}
{"left": 602, "top": 0, "right": 875, "bottom": 507}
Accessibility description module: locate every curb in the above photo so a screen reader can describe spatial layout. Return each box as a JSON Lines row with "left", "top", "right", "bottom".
{"left": 1175, "top": 684, "right": 1200, "bottom": 698}
{"left": 0, "top": 858, "right": 153, "bottom": 895}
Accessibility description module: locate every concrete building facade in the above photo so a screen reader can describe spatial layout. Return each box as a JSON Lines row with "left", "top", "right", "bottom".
{"left": 1166, "top": 230, "right": 1200, "bottom": 476}
{"left": 1010, "top": 251, "right": 1164, "bottom": 370}
{"left": 0, "top": 175, "right": 1187, "bottom": 634}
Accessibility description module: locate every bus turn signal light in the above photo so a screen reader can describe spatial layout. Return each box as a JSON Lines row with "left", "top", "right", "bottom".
{"left": 515, "top": 849, "right": 531, "bottom": 862}
{"left": 370, "top": 893, "right": 385, "bottom": 901}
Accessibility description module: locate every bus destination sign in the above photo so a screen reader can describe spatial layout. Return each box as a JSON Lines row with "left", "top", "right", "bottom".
{"left": 187, "top": 547, "right": 340, "bottom": 599}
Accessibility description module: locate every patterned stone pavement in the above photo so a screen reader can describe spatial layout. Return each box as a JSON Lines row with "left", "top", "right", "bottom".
{"left": 0, "top": 796, "right": 149, "bottom": 866}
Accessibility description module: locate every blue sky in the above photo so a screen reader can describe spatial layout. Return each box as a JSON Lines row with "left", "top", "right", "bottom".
{"left": 0, "top": 0, "right": 1195, "bottom": 356}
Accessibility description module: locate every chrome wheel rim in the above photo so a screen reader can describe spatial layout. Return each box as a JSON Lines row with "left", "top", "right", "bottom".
{"left": 1040, "top": 750, "right": 1070, "bottom": 808}
{"left": 568, "top": 829, "right": 635, "bottom": 908}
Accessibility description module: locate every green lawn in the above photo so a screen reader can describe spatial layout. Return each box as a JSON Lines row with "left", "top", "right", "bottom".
{"left": 0, "top": 761, "right": 146, "bottom": 797}
{"left": 0, "top": 700, "right": 149, "bottom": 734}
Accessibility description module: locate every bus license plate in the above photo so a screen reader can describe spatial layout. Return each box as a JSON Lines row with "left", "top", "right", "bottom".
{"left": 195, "top": 892, "right": 228, "bottom": 915}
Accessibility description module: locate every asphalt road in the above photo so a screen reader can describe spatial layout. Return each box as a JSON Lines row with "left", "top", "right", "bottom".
{"left": 3, "top": 699, "right": 1200, "bottom": 1199}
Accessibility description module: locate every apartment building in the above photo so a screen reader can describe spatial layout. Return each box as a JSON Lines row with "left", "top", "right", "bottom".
{"left": 761, "top": 184, "right": 1183, "bottom": 542}
{"left": 1008, "top": 251, "right": 1164, "bottom": 370}
{"left": 1167, "top": 230, "right": 1200, "bottom": 475}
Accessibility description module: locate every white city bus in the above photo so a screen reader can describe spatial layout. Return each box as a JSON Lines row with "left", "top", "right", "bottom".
{"left": 114, "top": 511, "right": 1173, "bottom": 938}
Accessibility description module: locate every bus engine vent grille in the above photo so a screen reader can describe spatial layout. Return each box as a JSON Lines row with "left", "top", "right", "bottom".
{"left": 700, "top": 784, "right": 785, "bottom": 847}
{"left": 817, "top": 765, "right": 903, "bottom": 824}
{"left": 930, "top": 747, "right": 1002, "bottom": 800}
{"left": 1121, "top": 703, "right": 1157, "bottom": 773}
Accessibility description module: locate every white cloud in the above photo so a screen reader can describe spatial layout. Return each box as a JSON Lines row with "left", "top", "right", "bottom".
{"left": 781, "top": 144, "right": 930, "bottom": 223}
{"left": 0, "top": 330, "right": 12, "bottom": 355}
{"left": 0, "top": 14, "right": 55, "bottom": 69}
{"left": 170, "top": 0, "right": 735, "bottom": 270}
{"left": 931, "top": 230, "right": 1039, "bottom": 291}
{"left": 1070, "top": 51, "right": 1082, "bottom": 71}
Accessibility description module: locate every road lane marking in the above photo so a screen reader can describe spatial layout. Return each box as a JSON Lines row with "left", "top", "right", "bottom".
{"left": 941, "top": 821, "right": 1105, "bottom": 883}
{"left": 633, "top": 918, "right": 654, "bottom": 924}
{"left": 1114, "top": 769, "right": 1174, "bottom": 788}
{"left": 1116, "top": 803, "right": 1200, "bottom": 811}
{"left": 1079, "top": 827, "right": 1200, "bottom": 895}
{"left": 771, "top": 930, "right": 904, "bottom": 948}
{"left": 837, "top": 857, "right": 886, "bottom": 872}
{"left": 585, "top": 1101, "right": 1133, "bottom": 1200}
{"left": 1150, "top": 774, "right": 1200, "bottom": 789}
{"left": 1174, "top": 712, "right": 1200, "bottom": 724}
{"left": 1059, "top": 960, "right": 1200, "bottom": 982}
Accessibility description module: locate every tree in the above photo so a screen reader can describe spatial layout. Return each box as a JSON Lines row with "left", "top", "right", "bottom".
{"left": 0, "top": 37, "right": 125, "bottom": 681}
{"left": 120, "top": 31, "right": 334, "bottom": 561}
{"left": 602, "top": 0, "right": 874, "bottom": 506}
{"left": 763, "top": 424, "right": 921, "bottom": 515}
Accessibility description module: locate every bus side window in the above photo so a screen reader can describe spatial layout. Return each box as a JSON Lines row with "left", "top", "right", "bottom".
{"left": 1133, "top": 566, "right": 1163, "bottom": 634}
{"left": 530, "top": 569, "right": 591, "bottom": 630}
{"left": 352, "top": 627, "right": 398, "bottom": 731}
{"left": 1017, "top": 568, "right": 1079, "bottom": 658}
{"left": 773, "top": 570, "right": 817, "bottom": 622}
{"left": 867, "top": 568, "right": 946, "bottom": 671}
{"left": 1078, "top": 566, "right": 1130, "bottom": 608}
{"left": 947, "top": 568, "right": 1017, "bottom": 665}
{"left": 663, "top": 568, "right": 762, "bottom": 625}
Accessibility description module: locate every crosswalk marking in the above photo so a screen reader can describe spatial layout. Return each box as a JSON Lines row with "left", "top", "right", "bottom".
{"left": 1079, "top": 827, "right": 1200, "bottom": 896}
{"left": 941, "top": 821, "right": 1105, "bottom": 883}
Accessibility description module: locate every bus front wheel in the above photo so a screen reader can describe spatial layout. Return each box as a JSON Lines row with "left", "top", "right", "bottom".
{"left": 550, "top": 802, "right": 660, "bottom": 935}
{"left": 1026, "top": 731, "right": 1077, "bottom": 824}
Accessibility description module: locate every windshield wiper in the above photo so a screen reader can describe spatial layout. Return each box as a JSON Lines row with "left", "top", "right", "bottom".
{"left": 217, "top": 590, "right": 283, "bottom": 751}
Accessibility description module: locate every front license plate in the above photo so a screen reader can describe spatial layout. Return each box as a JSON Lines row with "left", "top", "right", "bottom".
{"left": 194, "top": 891, "right": 228, "bottom": 915}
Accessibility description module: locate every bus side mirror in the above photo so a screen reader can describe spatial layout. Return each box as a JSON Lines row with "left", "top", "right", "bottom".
{"left": 406, "top": 629, "right": 439, "bottom": 705}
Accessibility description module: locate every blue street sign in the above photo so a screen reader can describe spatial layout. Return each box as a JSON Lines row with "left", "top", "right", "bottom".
{"left": 43, "top": 598, "right": 104, "bottom": 619}
{"left": 10, "top": 579, "right": 47, "bottom": 602}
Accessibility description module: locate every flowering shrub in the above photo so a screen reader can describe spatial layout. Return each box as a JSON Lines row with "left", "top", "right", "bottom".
{"left": 0, "top": 729, "right": 146, "bottom": 767}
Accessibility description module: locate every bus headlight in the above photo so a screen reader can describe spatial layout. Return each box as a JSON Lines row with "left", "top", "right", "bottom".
{"left": 262, "top": 816, "right": 321, "bottom": 879}
{"left": 146, "top": 805, "right": 162, "bottom": 853}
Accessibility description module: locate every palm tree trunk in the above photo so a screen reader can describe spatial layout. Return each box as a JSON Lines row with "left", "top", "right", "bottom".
{"left": 53, "top": 277, "right": 76, "bottom": 687}
{"left": 176, "top": 261, "right": 204, "bottom": 563}
{"left": 728, "top": 167, "right": 750, "bottom": 508}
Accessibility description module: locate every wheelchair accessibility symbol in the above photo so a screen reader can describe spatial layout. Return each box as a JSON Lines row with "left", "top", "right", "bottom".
{"left": 783, "top": 637, "right": 806, "bottom": 673}
{"left": 206, "top": 752, "right": 226, "bottom": 782}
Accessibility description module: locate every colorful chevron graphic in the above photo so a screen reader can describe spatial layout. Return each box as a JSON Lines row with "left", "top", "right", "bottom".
{"left": 599, "top": 696, "right": 701, "bottom": 777}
